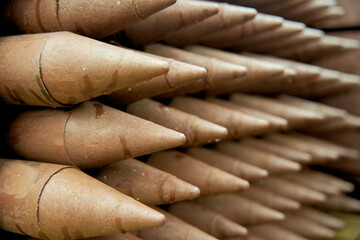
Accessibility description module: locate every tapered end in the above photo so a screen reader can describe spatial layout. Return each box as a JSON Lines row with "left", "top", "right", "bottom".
{"left": 106, "top": 56, "right": 206, "bottom": 105}
{"left": 234, "top": 161, "right": 269, "bottom": 181}
{"left": 178, "top": 0, "right": 220, "bottom": 22}
{"left": 284, "top": 201, "right": 302, "bottom": 211}
{"left": 317, "top": 195, "right": 360, "bottom": 213}
{"left": 144, "top": 124, "right": 187, "bottom": 151}
{"left": 300, "top": 207, "right": 347, "bottom": 230}
{"left": 303, "top": 185, "right": 328, "bottom": 203}
{"left": 254, "top": 205, "right": 285, "bottom": 224}
{"left": 167, "top": 60, "right": 208, "bottom": 89}
{"left": 281, "top": 20, "right": 306, "bottom": 32}
{"left": 65, "top": 101, "right": 186, "bottom": 168}
{"left": 216, "top": 61, "right": 248, "bottom": 81}
{"left": 201, "top": 13, "right": 284, "bottom": 48}
{"left": 332, "top": 220, "right": 347, "bottom": 230}
{"left": 234, "top": 111, "right": 271, "bottom": 137}
{"left": 186, "top": 147, "right": 268, "bottom": 181}
{"left": 221, "top": 103, "right": 272, "bottom": 137}
{"left": 31, "top": 32, "right": 171, "bottom": 105}
{"left": 187, "top": 119, "right": 229, "bottom": 146}
{"left": 340, "top": 38, "right": 360, "bottom": 51}
{"left": 241, "top": 186, "right": 301, "bottom": 212}
{"left": 169, "top": 96, "right": 268, "bottom": 138}
{"left": 163, "top": 175, "right": 201, "bottom": 203}
{"left": 136, "top": 0, "right": 177, "bottom": 18}
{"left": 96, "top": 159, "right": 199, "bottom": 206}
{"left": 275, "top": 157, "right": 302, "bottom": 173}
{"left": 186, "top": 45, "right": 284, "bottom": 82}
{"left": 253, "top": 168, "right": 269, "bottom": 180}
{"left": 124, "top": 0, "right": 219, "bottom": 46}
{"left": 257, "top": 177, "right": 328, "bottom": 205}
{"left": 116, "top": 48, "right": 171, "bottom": 85}
{"left": 148, "top": 151, "right": 249, "bottom": 195}
{"left": 326, "top": 217, "right": 347, "bottom": 230}
{"left": 7, "top": 0, "right": 177, "bottom": 39}
{"left": 243, "top": 138, "right": 313, "bottom": 164}
{"left": 229, "top": 104, "right": 289, "bottom": 132}
{"left": 168, "top": 201, "right": 248, "bottom": 238}
{"left": 321, "top": 175, "right": 355, "bottom": 193}
{"left": 38, "top": 168, "right": 166, "bottom": 239}
{"left": 290, "top": 151, "right": 313, "bottom": 164}
{"left": 230, "top": 93, "right": 326, "bottom": 129}
{"left": 302, "top": 225, "right": 336, "bottom": 239}
{"left": 163, "top": 3, "right": 255, "bottom": 46}
{"left": 205, "top": 164, "right": 250, "bottom": 194}
{"left": 219, "top": 4, "right": 258, "bottom": 28}
{"left": 135, "top": 208, "right": 218, "bottom": 240}
{"left": 245, "top": 117, "right": 271, "bottom": 137}
{"left": 126, "top": 98, "right": 227, "bottom": 146}
{"left": 205, "top": 97, "right": 271, "bottom": 137}
{"left": 242, "top": 144, "right": 302, "bottom": 174}
{"left": 197, "top": 194, "right": 285, "bottom": 225}
{"left": 285, "top": 173, "right": 342, "bottom": 195}
{"left": 250, "top": 13, "right": 284, "bottom": 33}
{"left": 217, "top": 219, "right": 249, "bottom": 237}
{"left": 281, "top": 214, "right": 336, "bottom": 239}
{"left": 320, "top": 229, "right": 336, "bottom": 239}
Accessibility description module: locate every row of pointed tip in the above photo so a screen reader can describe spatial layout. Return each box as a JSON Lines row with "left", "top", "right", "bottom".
{"left": 1, "top": 0, "right": 359, "bottom": 108}
{"left": 5, "top": 0, "right": 356, "bottom": 57}
{"left": 6, "top": 92, "right": 360, "bottom": 169}
{"left": 1, "top": 31, "right": 359, "bottom": 108}
{"left": 5, "top": 154, "right": 358, "bottom": 240}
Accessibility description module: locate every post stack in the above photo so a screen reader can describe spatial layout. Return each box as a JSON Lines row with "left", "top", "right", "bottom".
{"left": 0, "top": 0, "right": 359, "bottom": 239}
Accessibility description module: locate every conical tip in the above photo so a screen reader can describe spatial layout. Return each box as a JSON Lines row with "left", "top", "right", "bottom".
{"left": 257, "top": 169, "right": 269, "bottom": 179}
{"left": 284, "top": 160, "right": 302, "bottom": 172}
{"left": 259, "top": 207, "right": 285, "bottom": 223}
{"left": 164, "top": 176, "right": 201, "bottom": 203}
{"left": 275, "top": 211, "right": 286, "bottom": 221}
{"left": 186, "top": 0, "right": 220, "bottom": 17}
{"left": 314, "top": 192, "right": 327, "bottom": 203}
{"left": 268, "top": 156, "right": 302, "bottom": 174}
{"left": 233, "top": 65, "right": 248, "bottom": 78}
{"left": 170, "top": 132, "right": 187, "bottom": 146}
{"left": 136, "top": 0, "right": 177, "bottom": 18}
{"left": 228, "top": 176, "right": 250, "bottom": 192}
{"left": 145, "top": 124, "right": 187, "bottom": 154}
{"left": 335, "top": 220, "right": 347, "bottom": 229}
{"left": 299, "top": 153, "right": 313, "bottom": 164}
{"left": 225, "top": 221, "right": 248, "bottom": 237}
{"left": 322, "top": 228, "right": 336, "bottom": 239}
{"left": 152, "top": 210, "right": 167, "bottom": 226}
{"left": 256, "top": 119, "right": 271, "bottom": 133}
{"left": 256, "top": 13, "right": 284, "bottom": 27}
{"left": 342, "top": 38, "right": 360, "bottom": 50}
{"left": 184, "top": 185, "right": 201, "bottom": 200}
{"left": 221, "top": 173, "right": 250, "bottom": 193}
{"left": 223, "top": 4, "right": 258, "bottom": 26}
{"left": 167, "top": 59, "right": 208, "bottom": 88}
{"left": 191, "top": 119, "right": 228, "bottom": 145}
{"left": 127, "top": 201, "right": 167, "bottom": 230}
{"left": 139, "top": 52, "right": 171, "bottom": 77}
{"left": 171, "top": 59, "right": 207, "bottom": 85}
{"left": 290, "top": 201, "right": 301, "bottom": 210}
{"left": 244, "top": 7, "right": 258, "bottom": 19}
{"left": 350, "top": 199, "right": 360, "bottom": 212}
{"left": 240, "top": 179, "right": 250, "bottom": 190}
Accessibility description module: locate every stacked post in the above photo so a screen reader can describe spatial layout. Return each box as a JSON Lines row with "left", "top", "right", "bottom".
{"left": 0, "top": 0, "right": 359, "bottom": 240}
